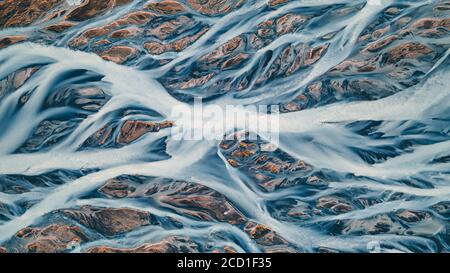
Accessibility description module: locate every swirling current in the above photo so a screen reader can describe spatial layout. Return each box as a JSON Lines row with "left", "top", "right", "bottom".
{"left": 0, "top": 0, "right": 449, "bottom": 253}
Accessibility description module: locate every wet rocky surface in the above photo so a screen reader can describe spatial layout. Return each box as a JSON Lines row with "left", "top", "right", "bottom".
{"left": 60, "top": 206, "right": 153, "bottom": 236}
{"left": 6, "top": 224, "right": 89, "bottom": 253}
{"left": 219, "top": 134, "right": 328, "bottom": 193}
{"left": 87, "top": 236, "right": 199, "bottom": 253}
{"left": 0, "top": 174, "right": 298, "bottom": 252}
{"left": 1, "top": 1, "right": 449, "bottom": 105}
{"left": 1, "top": 0, "right": 450, "bottom": 253}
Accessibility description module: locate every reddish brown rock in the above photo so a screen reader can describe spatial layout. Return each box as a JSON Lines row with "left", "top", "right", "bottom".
{"left": 395, "top": 17, "right": 412, "bottom": 27}
{"left": 227, "top": 159, "right": 240, "bottom": 167}
{"left": 168, "top": 73, "right": 215, "bottom": 89}
{"left": 82, "top": 11, "right": 156, "bottom": 36}
{"left": 385, "top": 42, "right": 433, "bottom": 64}
{"left": 84, "top": 125, "right": 113, "bottom": 147}
{"left": 45, "top": 21, "right": 77, "bottom": 33}
{"left": 144, "top": 27, "right": 208, "bottom": 55}
{"left": 13, "top": 67, "right": 39, "bottom": 89}
{"left": 265, "top": 247, "right": 297, "bottom": 253}
{"left": 158, "top": 194, "right": 245, "bottom": 224}
{"left": 187, "top": 0, "right": 246, "bottom": 16}
{"left": 68, "top": 36, "right": 89, "bottom": 48}
{"left": 108, "top": 27, "right": 141, "bottom": 39}
{"left": 282, "top": 15, "right": 446, "bottom": 113}
{"left": 269, "top": 0, "right": 290, "bottom": 6}
{"left": 14, "top": 224, "right": 89, "bottom": 253}
{"left": 84, "top": 27, "right": 112, "bottom": 38}
{"left": 76, "top": 87, "right": 105, "bottom": 96}
{"left": 285, "top": 46, "right": 306, "bottom": 75}
{"left": 259, "top": 178, "right": 289, "bottom": 191}
{"left": 97, "top": 177, "right": 245, "bottom": 225}
{"left": 70, "top": 86, "right": 110, "bottom": 111}
{"left": 341, "top": 214, "right": 404, "bottom": 235}
{"left": 116, "top": 11, "right": 157, "bottom": 25}
{"left": 211, "top": 245, "right": 238, "bottom": 253}
{"left": 67, "top": 0, "right": 112, "bottom": 21}
{"left": 244, "top": 222, "right": 287, "bottom": 246}
{"left": 372, "top": 25, "right": 390, "bottom": 39}
{"left": 416, "top": 28, "right": 448, "bottom": 38}
{"left": 144, "top": 41, "right": 169, "bottom": 55}
{"left": 144, "top": 181, "right": 245, "bottom": 224}
{"left": 0, "top": 36, "right": 27, "bottom": 49}
{"left": 0, "top": 247, "right": 7, "bottom": 253}
{"left": 224, "top": 246, "right": 237, "bottom": 253}
{"left": 400, "top": 17, "right": 450, "bottom": 38}
{"left": 410, "top": 18, "right": 450, "bottom": 30}
{"left": 287, "top": 204, "right": 312, "bottom": 219}
{"left": 256, "top": 28, "right": 275, "bottom": 38}
{"left": 358, "top": 33, "right": 372, "bottom": 43}
{"left": 89, "top": 176, "right": 247, "bottom": 237}
{"left": 117, "top": 120, "right": 174, "bottom": 144}
{"left": 363, "top": 35, "right": 398, "bottom": 53}
{"left": 246, "top": 223, "right": 271, "bottom": 239}
{"left": 200, "top": 36, "right": 244, "bottom": 63}
{"left": 99, "top": 178, "right": 136, "bottom": 198}
{"left": 146, "top": 16, "right": 194, "bottom": 40}
{"left": 231, "top": 148, "right": 256, "bottom": 159}
{"left": 305, "top": 175, "right": 326, "bottom": 186}
{"left": 304, "top": 44, "right": 329, "bottom": 65}
{"left": 258, "top": 162, "right": 281, "bottom": 174}
{"left": 331, "top": 59, "right": 377, "bottom": 73}
{"left": 85, "top": 119, "right": 173, "bottom": 147}
{"left": 61, "top": 206, "right": 151, "bottom": 236}
{"left": 0, "top": 0, "right": 63, "bottom": 28}
{"left": 115, "top": 0, "right": 133, "bottom": 5}
{"left": 165, "top": 26, "right": 208, "bottom": 51}
{"left": 275, "top": 13, "right": 309, "bottom": 35}
{"left": 100, "top": 46, "right": 137, "bottom": 64}
{"left": 93, "top": 39, "right": 111, "bottom": 47}
{"left": 396, "top": 210, "right": 429, "bottom": 223}
{"left": 280, "top": 102, "right": 302, "bottom": 112}
{"left": 384, "top": 7, "right": 402, "bottom": 15}
{"left": 68, "top": 10, "right": 156, "bottom": 48}
{"left": 67, "top": 0, "right": 132, "bottom": 22}
{"left": 87, "top": 236, "right": 198, "bottom": 253}
{"left": 316, "top": 196, "right": 353, "bottom": 214}
{"left": 270, "top": 46, "right": 297, "bottom": 76}
{"left": 221, "top": 137, "right": 318, "bottom": 192}
{"left": 219, "top": 138, "right": 237, "bottom": 150}
{"left": 221, "top": 53, "right": 250, "bottom": 70}
{"left": 145, "top": 0, "right": 186, "bottom": 15}
{"left": 258, "top": 19, "right": 274, "bottom": 29}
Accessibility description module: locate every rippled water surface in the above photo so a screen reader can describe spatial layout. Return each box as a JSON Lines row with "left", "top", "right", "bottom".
{"left": 0, "top": 0, "right": 449, "bottom": 253}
